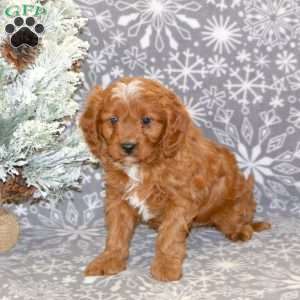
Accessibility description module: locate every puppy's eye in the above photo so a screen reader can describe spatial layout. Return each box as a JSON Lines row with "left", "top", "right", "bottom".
{"left": 141, "top": 116, "right": 152, "bottom": 125}
{"left": 109, "top": 116, "right": 119, "bottom": 125}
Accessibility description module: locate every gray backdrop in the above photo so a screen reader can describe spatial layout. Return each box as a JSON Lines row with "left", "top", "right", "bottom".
{"left": 1, "top": 1, "right": 300, "bottom": 299}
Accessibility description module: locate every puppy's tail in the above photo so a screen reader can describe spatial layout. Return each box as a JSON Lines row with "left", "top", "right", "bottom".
{"left": 246, "top": 175, "right": 272, "bottom": 232}
{"left": 245, "top": 175, "right": 272, "bottom": 232}
{"left": 251, "top": 221, "right": 271, "bottom": 232}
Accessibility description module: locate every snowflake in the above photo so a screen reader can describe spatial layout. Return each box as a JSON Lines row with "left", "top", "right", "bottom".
{"left": 121, "top": 46, "right": 147, "bottom": 70}
{"left": 270, "top": 95, "right": 284, "bottom": 108}
{"left": 202, "top": 15, "right": 242, "bottom": 54}
{"left": 225, "top": 65, "right": 268, "bottom": 113}
{"left": 86, "top": 50, "right": 107, "bottom": 73}
{"left": 165, "top": 49, "right": 207, "bottom": 92}
{"left": 182, "top": 87, "right": 226, "bottom": 128}
{"left": 276, "top": 51, "right": 298, "bottom": 74}
{"left": 244, "top": 0, "right": 299, "bottom": 47}
{"left": 30, "top": 200, "right": 104, "bottom": 245}
{"left": 200, "top": 86, "right": 226, "bottom": 109}
{"left": 13, "top": 204, "right": 28, "bottom": 216}
{"left": 95, "top": 10, "right": 114, "bottom": 32}
{"left": 5, "top": 279, "right": 72, "bottom": 300}
{"left": 206, "top": 257, "right": 247, "bottom": 273}
{"left": 287, "top": 70, "right": 300, "bottom": 90}
{"left": 102, "top": 40, "right": 117, "bottom": 59}
{"left": 183, "top": 96, "right": 207, "bottom": 126}
{"left": 287, "top": 107, "right": 300, "bottom": 128}
{"left": 254, "top": 53, "right": 271, "bottom": 69}
{"left": 265, "top": 241, "right": 300, "bottom": 262}
{"left": 110, "top": 65, "right": 124, "bottom": 78}
{"left": 211, "top": 113, "right": 299, "bottom": 211}
{"left": 207, "top": 55, "right": 228, "bottom": 77}
{"left": 235, "top": 141, "right": 274, "bottom": 185}
{"left": 109, "top": 29, "right": 126, "bottom": 46}
{"left": 145, "top": 66, "right": 165, "bottom": 81}
{"left": 236, "top": 49, "right": 251, "bottom": 63}
{"left": 115, "top": 0, "right": 201, "bottom": 52}
{"left": 206, "top": 0, "right": 241, "bottom": 11}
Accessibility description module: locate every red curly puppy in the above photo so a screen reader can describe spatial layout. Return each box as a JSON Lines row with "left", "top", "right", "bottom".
{"left": 80, "top": 77, "right": 270, "bottom": 281}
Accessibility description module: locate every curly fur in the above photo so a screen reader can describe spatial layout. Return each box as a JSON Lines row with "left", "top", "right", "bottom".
{"left": 80, "top": 77, "right": 271, "bottom": 281}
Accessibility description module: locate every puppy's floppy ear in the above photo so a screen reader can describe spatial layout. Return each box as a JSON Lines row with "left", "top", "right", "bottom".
{"left": 161, "top": 98, "right": 190, "bottom": 158}
{"left": 80, "top": 86, "right": 104, "bottom": 159}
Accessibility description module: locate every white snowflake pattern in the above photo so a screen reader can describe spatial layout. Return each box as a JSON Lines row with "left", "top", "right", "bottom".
{"left": 95, "top": 10, "right": 114, "bottom": 32}
{"left": 206, "top": 257, "right": 247, "bottom": 274}
{"left": 254, "top": 53, "right": 271, "bottom": 69}
{"left": 86, "top": 50, "right": 107, "bottom": 73}
{"left": 4, "top": 279, "right": 72, "bottom": 300}
{"left": 116, "top": 0, "right": 201, "bottom": 52}
{"left": 13, "top": 204, "right": 28, "bottom": 217}
{"left": 165, "top": 49, "right": 207, "bottom": 92}
{"left": 145, "top": 66, "right": 165, "bottom": 81}
{"left": 101, "top": 40, "right": 118, "bottom": 59}
{"left": 235, "top": 141, "right": 274, "bottom": 186}
{"left": 80, "top": 7, "right": 114, "bottom": 32}
{"left": 276, "top": 51, "right": 298, "bottom": 74}
{"left": 109, "top": 29, "right": 126, "bottom": 46}
{"left": 182, "top": 87, "right": 226, "bottom": 128}
{"left": 236, "top": 49, "right": 251, "bottom": 63}
{"left": 200, "top": 86, "right": 226, "bottom": 109}
{"left": 202, "top": 15, "right": 242, "bottom": 54}
{"left": 244, "top": 0, "right": 299, "bottom": 47}
{"left": 287, "top": 107, "right": 300, "bottom": 128}
{"left": 207, "top": 55, "right": 228, "bottom": 77}
{"left": 287, "top": 70, "right": 300, "bottom": 90}
{"left": 110, "top": 65, "right": 124, "bottom": 78}
{"left": 206, "top": 0, "right": 242, "bottom": 11}
{"left": 225, "top": 65, "right": 268, "bottom": 113}
{"left": 212, "top": 111, "right": 299, "bottom": 210}
{"left": 183, "top": 96, "right": 207, "bottom": 126}
{"left": 270, "top": 95, "right": 284, "bottom": 108}
{"left": 121, "top": 46, "right": 147, "bottom": 70}
{"left": 29, "top": 199, "right": 104, "bottom": 244}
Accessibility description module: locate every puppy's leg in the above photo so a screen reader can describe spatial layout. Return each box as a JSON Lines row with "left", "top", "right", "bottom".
{"left": 85, "top": 200, "right": 138, "bottom": 276}
{"left": 151, "top": 207, "right": 193, "bottom": 281}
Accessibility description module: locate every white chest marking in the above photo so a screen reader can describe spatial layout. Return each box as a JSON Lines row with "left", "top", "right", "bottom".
{"left": 123, "top": 164, "right": 153, "bottom": 221}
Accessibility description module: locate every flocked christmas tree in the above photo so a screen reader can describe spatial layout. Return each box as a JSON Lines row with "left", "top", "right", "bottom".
{"left": 0, "top": 0, "right": 89, "bottom": 223}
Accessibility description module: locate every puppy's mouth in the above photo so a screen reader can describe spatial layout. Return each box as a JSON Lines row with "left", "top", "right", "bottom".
{"left": 108, "top": 151, "right": 139, "bottom": 165}
{"left": 122, "top": 156, "right": 139, "bottom": 164}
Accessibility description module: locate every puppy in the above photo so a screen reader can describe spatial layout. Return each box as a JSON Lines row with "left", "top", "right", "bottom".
{"left": 80, "top": 77, "right": 270, "bottom": 281}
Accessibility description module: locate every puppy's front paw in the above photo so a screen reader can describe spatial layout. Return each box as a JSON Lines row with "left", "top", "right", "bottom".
{"left": 150, "top": 255, "right": 182, "bottom": 282}
{"left": 85, "top": 254, "right": 126, "bottom": 276}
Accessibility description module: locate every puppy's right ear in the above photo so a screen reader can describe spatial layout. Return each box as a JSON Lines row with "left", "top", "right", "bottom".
{"left": 80, "top": 86, "right": 104, "bottom": 159}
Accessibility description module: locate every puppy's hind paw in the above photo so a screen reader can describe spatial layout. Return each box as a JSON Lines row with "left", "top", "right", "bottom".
{"left": 228, "top": 224, "right": 253, "bottom": 242}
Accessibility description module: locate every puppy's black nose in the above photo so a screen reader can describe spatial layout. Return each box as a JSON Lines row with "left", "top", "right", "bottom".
{"left": 121, "top": 143, "right": 136, "bottom": 154}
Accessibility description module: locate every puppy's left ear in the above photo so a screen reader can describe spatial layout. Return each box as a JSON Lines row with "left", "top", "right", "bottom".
{"left": 79, "top": 86, "right": 104, "bottom": 159}
{"left": 161, "top": 98, "right": 190, "bottom": 158}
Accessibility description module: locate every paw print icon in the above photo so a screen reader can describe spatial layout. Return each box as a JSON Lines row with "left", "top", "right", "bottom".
{"left": 5, "top": 16, "right": 44, "bottom": 48}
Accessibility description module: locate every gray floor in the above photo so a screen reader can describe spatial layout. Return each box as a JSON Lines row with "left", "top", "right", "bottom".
{"left": 1, "top": 166, "right": 300, "bottom": 300}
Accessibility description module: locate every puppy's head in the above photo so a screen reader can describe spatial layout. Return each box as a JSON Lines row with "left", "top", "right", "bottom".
{"left": 80, "top": 77, "right": 190, "bottom": 165}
